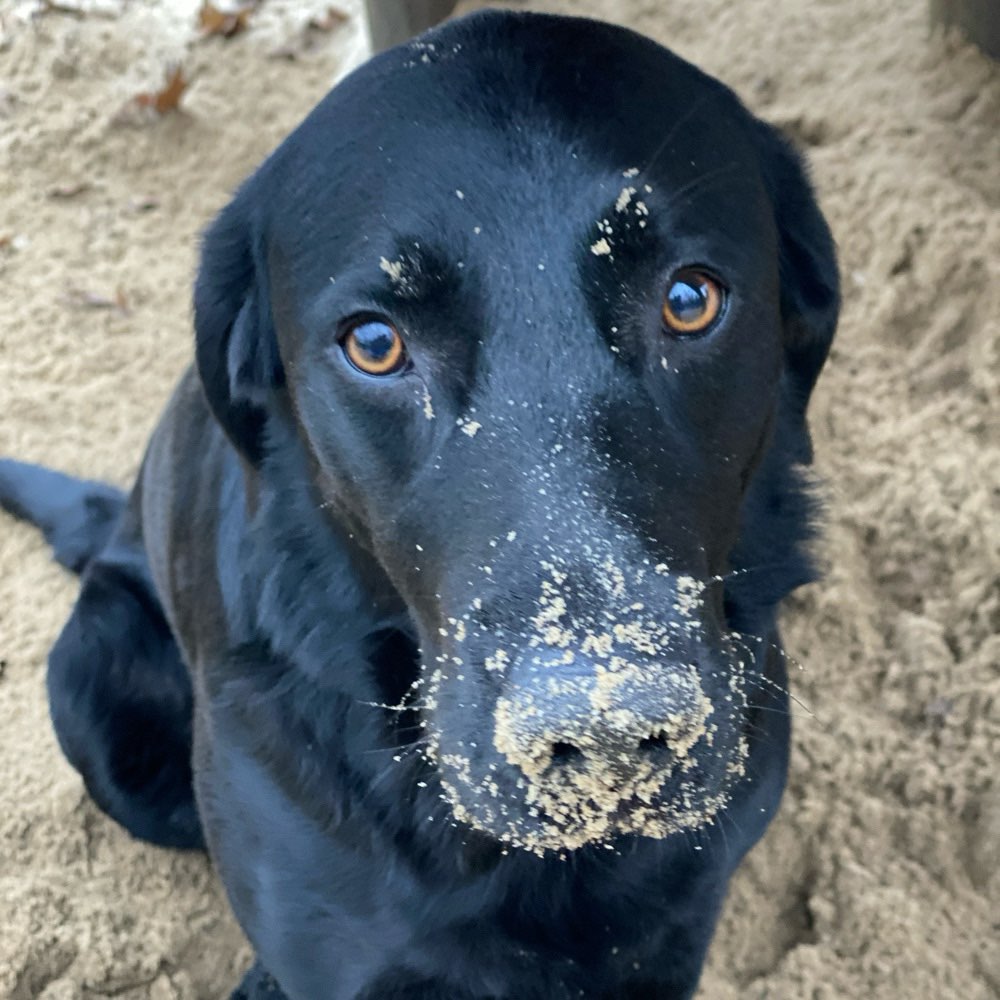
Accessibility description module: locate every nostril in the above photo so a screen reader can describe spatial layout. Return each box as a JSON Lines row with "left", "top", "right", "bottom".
{"left": 550, "top": 741, "right": 584, "bottom": 766}
{"left": 638, "top": 731, "right": 669, "bottom": 753}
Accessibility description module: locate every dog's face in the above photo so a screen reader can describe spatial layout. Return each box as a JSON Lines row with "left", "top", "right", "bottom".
{"left": 195, "top": 12, "right": 837, "bottom": 853}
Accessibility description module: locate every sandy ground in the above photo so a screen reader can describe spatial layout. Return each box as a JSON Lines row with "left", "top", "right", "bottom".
{"left": 0, "top": 0, "right": 997, "bottom": 997}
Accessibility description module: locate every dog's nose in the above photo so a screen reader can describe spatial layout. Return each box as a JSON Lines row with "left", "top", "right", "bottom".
{"left": 494, "top": 651, "right": 712, "bottom": 785}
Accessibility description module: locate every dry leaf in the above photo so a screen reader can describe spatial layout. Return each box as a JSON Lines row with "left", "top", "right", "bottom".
{"left": 48, "top": 181, "right": 90, "bottom": 199}
{"left": 1, "top": 233, "right": 29, "bottom": 252}
{"left": 268, "top": 6, "right": 349, "bottom": 59}
{"left": 199, "top": 2, "right": 252, "bottom": 39}
{"left": 63, "top": 286, "right": 130, "bottom": 312}
{"left": 39, "top": 0, "right": 124, "bottom": 18}
{"left": 307, "top": 6, "right": 349, "bottom": 32}
{"left": 134, "top": 67, "right": 188, "bottom": 115}
{"left": 40, "top": 0, "right": 86, "bottom": 17}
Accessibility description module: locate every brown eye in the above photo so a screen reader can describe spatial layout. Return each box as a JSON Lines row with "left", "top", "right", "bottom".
{"left": 342, "top": 318, "right": 408, "bottom": 376}
{"left": 661, "top": 269, "right": 725, "bottom": 335}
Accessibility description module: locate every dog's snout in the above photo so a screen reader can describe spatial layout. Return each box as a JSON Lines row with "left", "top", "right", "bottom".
{"left": 494, "top": 651, "right": 712, "bottom": 786}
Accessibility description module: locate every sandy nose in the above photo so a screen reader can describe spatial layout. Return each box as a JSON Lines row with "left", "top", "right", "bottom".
{"left": 493, "top": 651, "right": 712, "bottom": 784}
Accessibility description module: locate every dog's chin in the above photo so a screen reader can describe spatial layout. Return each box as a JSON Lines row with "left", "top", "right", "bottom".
{"left": 428, "top": 728, "right": 749, "bottom": 856}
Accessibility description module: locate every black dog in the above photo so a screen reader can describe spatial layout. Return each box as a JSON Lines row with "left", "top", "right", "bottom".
{"left": 0, "top": 11, "right": 838, "bottom": 999}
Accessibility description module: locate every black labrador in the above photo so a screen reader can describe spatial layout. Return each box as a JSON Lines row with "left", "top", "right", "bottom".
{"left": 0, "top": 11, "right": 838, "bottom": 999}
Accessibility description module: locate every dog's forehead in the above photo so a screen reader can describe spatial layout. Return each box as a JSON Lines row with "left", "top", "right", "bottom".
{"left": 265, "top": 12, "right": 768, "bottom": 257}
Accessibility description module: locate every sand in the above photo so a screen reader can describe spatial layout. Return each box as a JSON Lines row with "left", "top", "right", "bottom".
{"left": 0, "top": 0, "right": 996, "bottom": 996}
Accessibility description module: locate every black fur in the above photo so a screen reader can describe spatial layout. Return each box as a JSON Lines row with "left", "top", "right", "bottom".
{"left": 0, "top": 12, "right": 838, "bottom": 999}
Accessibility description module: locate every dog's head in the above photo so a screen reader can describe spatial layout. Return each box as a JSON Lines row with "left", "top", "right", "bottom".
{"left": 194, "top": 11, "right": 838, "bottom": 854}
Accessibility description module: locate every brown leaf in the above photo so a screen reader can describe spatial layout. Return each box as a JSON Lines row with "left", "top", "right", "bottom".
{"left": 268, "top": 6, "right": 350, "bottom": 59}
{"left": 62, "top": 286, "right": 130, "bottom": 312}
{"left": 134, "top": 67, "right": 188, "bottom": 114}
{"left": 40, "top": 0, "right": 87, "bottom": 18}
{"left": 199, "top": 2, "right": 252, "bottom": 39}
{"left": 39, "top": 0, "right": 123, "bottom": 19}
{"left": 307, "top": 6, "right": 349, "bottom": 32}
{"left": 48, "top": 180, "right": 90, "bottom": 199}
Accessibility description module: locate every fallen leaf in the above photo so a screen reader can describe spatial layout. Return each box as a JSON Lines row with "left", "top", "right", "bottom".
{"left": 307, "top": 6, "right": 349, "bottom": 31}
{"left": 48, "top": 180, "right": 90, "bottom": 199}
{"left": 39, "top": 0, "right": 124, "bottom": 18}
{"left": 199, "top": 2, "right": 252, "bottom": 38}
{"left": 134, "top": 67, "right": 188, "bottom": 114}
{"left": 62, "top": 286, "right": 130, "bottom": 312}
{"left": 268, "top": 6, "right": 349, "bottom": 59}
{"left": 40, "top": 0, "right": 86, "bottom": 17}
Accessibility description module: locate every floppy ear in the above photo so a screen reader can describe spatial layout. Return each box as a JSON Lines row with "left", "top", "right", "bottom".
{"left": 193, "top": 192, "right": 284, "bottom": 466}
{"left": 755, "top": 123, "right": 840, "bottom": 420}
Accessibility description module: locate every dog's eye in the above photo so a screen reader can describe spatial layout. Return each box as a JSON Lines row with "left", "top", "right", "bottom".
{"left": 341, "top": 318, "right": 408, "bottom": 376}
{"left": 661, "top": 269, "right": 725, "bottom": 336}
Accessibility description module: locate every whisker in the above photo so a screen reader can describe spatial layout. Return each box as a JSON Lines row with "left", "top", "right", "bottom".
{"left": 363, "top": 738, "right": 434, "bottom": 797}
{"left": 635, "top": 91, "right": 719, "bottom": 180}
{"left": 361, "top": 735, "right": 431, "bottom": 757}
{"left": 656, "top": 162, "right": 742, "bottom": 214}
{"left": 743, "top": 704, "right": 791, "bottom": 720}
{"left": 751, "top": 674, "right": 816, "bottom": 718}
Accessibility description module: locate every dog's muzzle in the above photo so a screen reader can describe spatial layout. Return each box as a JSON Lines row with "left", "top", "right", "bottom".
{"left": 422, "top": 565, "right": 750, "bottom": 854}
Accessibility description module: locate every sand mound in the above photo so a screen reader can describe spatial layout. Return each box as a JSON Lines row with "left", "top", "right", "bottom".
{"left": 0, "top": 0, "right": 996, "bottom": 996}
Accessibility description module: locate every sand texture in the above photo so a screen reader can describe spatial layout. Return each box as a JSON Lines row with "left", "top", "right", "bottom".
{"left": 0, "top": 0, "right": 997, "bottom": 996}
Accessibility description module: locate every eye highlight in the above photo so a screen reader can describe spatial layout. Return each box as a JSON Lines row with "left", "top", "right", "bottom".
{"left": 661, "top": 269, "right": 726, "bottom": 336}
{"left": 341, "top": 318, "right": 408, "bottom": 376}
